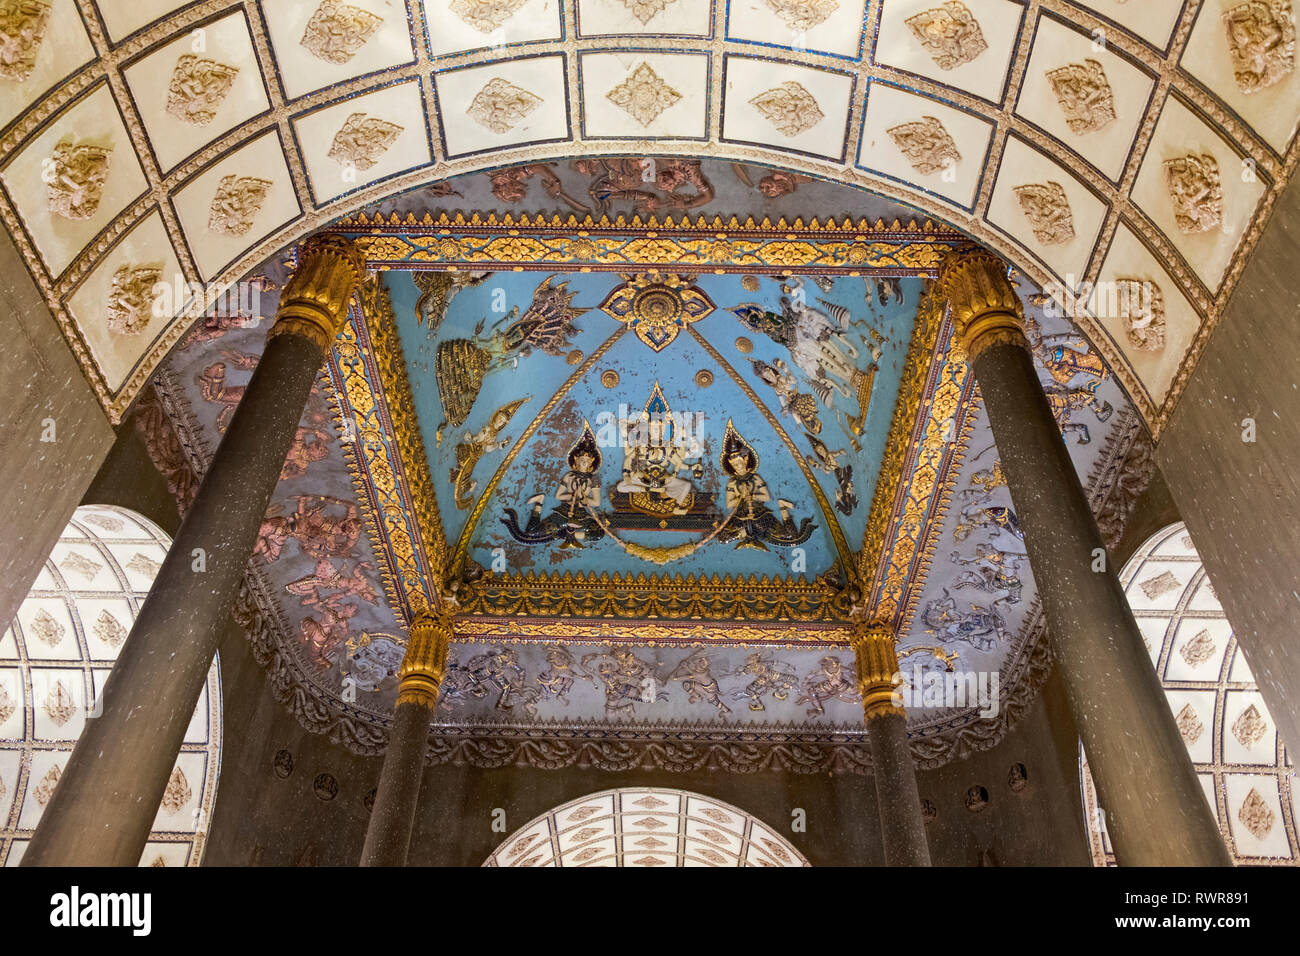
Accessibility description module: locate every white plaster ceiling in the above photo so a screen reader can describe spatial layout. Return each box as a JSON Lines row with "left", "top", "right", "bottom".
{"left": 2, "top": 0, "right": 1298, "bottom": 431}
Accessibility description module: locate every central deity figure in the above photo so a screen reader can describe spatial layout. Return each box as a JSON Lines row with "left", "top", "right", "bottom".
{"left": 616, "top": 384, "right": 703, "bottom": 517}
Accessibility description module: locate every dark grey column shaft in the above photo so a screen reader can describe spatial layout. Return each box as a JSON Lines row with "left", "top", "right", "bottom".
{"left": 22, "top": 236, "right": 364, "bottom": 867}
{"left": 973, "top": 337, "right": 1230, "bottom": 866}
{"left": 360, "top": 701, "right": 434, "bottom": 866}
{"left": 867, "top": 713, "right": 932, "bottom": 866}
{"left": 360, "top": 609, "right": 450, "bottom": 867}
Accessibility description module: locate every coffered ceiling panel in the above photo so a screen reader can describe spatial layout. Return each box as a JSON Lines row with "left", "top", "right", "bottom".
{"left": 721, "top": 56, "right": 854, "bottom": 160}
{"left": 261, "top": 0, "right": 418, "bottom": 101}
{"left": 0, "top": 0, "right": 94, "bottom": 130}
{"left": 985, "top": 134, "right": 1106, "bottom": 289}
{"left": 170, "top": 129, "right": 302, "bottom": 280}
{"left": 434, "top": 55, "right": 570, "bottom": 157}
{"left": 874, "top": 0, "right": 1025, "bottom": 105}
{"left": 1014, "top": 13, "right": 1156, "bottom": 182}
{"left": 66, "top": 210, "right": 183, "bottom": 391}
{"left": 1181, "top": 0, "right": 1300, "bottom": 153}
{"left": 121, "top": 9, "right": 270, "bottom": 173}
{"left": 1131, "top": 94, "right": 1266, "bottom": 294}
{"left": 94, "top": 0, "right": 199, "bottom": 43}
{"left": 1, "top": 83, "right": 149, "bottom": 278}
{"left": 579, "top": 51, "right": 710, "bottom": 139}
{"left": 726, "top": 0, "right": 869, "bottom": 59}
{"left": 1, "top": 0, "right": 1298, "bottom": 435}
{"left": 292, "top": 79, "right": 432, "bottom": 203}
{"left": 576, "top": 0, "right": 714, "bottom": 36}
{"left": 1090, "top": 223, "right": 1199, "bottom": 408}
{"left": 858, "top": 80, "right": 993, "bottom": 209}
{"left": 422, "top": 0, "right": 563, "bottom": 57}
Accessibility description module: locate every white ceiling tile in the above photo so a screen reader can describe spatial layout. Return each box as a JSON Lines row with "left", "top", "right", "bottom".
{"left": 577, "top": 0, "right": 714, "bottom": 36}
{"left": 422, "top": 0, "right": 562, "bottom": 58}
{"left": 875, "top": 0, "right": 1025, "bottom": 104}
{"left": 1131, "top": 95, "right": 1266, "bottom": 292}
{"left": 261, "top": 0, "right": 418, "bottom": 101}
{"left": 293, "top": 80, "right": 432, "bottom": 202}
{"left": 722, "top": 56, "right": 854, "bottom": 160}
{"left": 726, "top": 0, "right": 869, "bottom": 59}
{"left": 95, "top": 0, "right": 198, "bottom": 43}
{"left": 580, "top": 51, "right": 709, "bottom": 139}
{"left": 0, "top": 0, "right": 95, "bottom": 131}
{"left": 1068, "top": 0, "right": 1184, "bottom": 50}
{"left": 1015, "top": 14, "right": 1156, "bottom": 182}
{"left": 434, "top": 56, "right": 570, "bottom": 157}
{"left": 121, "top": 11, "right": 270, "bottom": 173}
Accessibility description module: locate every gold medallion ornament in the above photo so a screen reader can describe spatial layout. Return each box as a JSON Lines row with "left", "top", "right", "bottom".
{"left": 328, "top": 113, "right": 403, "bottom": 171}
{"left": 165, "top": 54, "right": 239, "bottom": 127}
{"left": 566, "top": 348, "right": 584, "bottom": 365}
{"left": 1013, "top": 181, "right": 1075, "bottom": 246}
{"left": 741, "top": 275, "right": 760, "bottom": 291}
{"left": 599, "top": 272, "right": 716, "bottom": 351}
{"left": 208, "top": 175, "right": 273, "bottom": 237}
{"left": 1046, "top": 59, "right": 1117, "bottom": 135}
{"left": 601, "top": 369, "right": 620, "bottom": 388}
{"left": 1223, "top": 0, "right": 1296, "bottom": 93}
{"left": 763, "top": 0, "right": 839, "bottom": 31}
{"left": 0, "top": 0, "right": 51, "bottom": 82}
{"left": 887, "top": 117, "right": 961, "bottom": 176}
{"left": 735, "top": 336, "right": 753, "bottom": 353}
{"left": 749, "top": 81, "right": 824, "bottom": 137}
{"left": 451, "top": 0, "right": 527, "bottom": 33}
{"left": 467, "top": 77, "right": 543, "bottom": 134}
{"left": 694, "top": 369, "right": 714, "bottom": 388}
{"left": 106, "top": 265, "right": 163, "bottom": 336}
{"left": 45, "top": 141, "right": 111, "bottom": 221}
{"left": 607, "top": 62, "right": 683, "bottom": 128}
{"left": 906, "top": 2, "right": 988, "bottom": 70}
{"left": 300, "top": 0, "right": 383, "bottom": 64}
{"left": 1164, "top": 154, "right": 1224, "bottom": 234}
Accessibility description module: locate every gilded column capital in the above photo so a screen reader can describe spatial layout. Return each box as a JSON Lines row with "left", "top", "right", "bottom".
{"left": 851, "top": 620, "right": 905, "bottom": 722}
{"left": 268, "top": 234, "right": 367, "bottom": 351}
{"left": 397, "top": 608, "right": 453, "bottom": 709}
{"left": 937, "top": 250, "right": 1029, "bottom": 362}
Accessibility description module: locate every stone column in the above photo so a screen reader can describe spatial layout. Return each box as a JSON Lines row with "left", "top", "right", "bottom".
{"left": 939, "top": 251, "right": 1230, "bottom": 867}
{"left": 852, "top": 621, "right": 931, "bottom": 866}
{"left": 361, "top": 609, "right": 451, "bottom": 867}
{"left": 22, "top": 236, "right": 365, "bottom": 867}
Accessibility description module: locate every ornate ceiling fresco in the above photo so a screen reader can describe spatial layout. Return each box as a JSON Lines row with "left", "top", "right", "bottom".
{"left": 2, "top": 0, "right": 1299, "bottom": 435}
{"left": 138, "top": 165, "right": 1145, "bottom": 770}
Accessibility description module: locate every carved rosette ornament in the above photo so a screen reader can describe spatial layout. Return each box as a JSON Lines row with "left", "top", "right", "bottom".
{"left": 1164, "top": 154, "right": 1224, "bottom": 235}
{"left": 301, "top": 0, "right": 382, "bottom": 64}
{"left": 763, "top": 0, "right": 839, "bottom": 31}
{"left": 328, "top": 112, "right": 403, "bottom": 170}
{"left": 938, "top": 250, "right": 1028, "bottom": 361}
{"left": 0, "top": 0, "right": 51, "bottom": 82}
{"left": 749, "top": 81, "right": 824, "bottom": 136}
{"left": 1223, "top": 0, "right": 1296, "bottom": 93}
{"left": 398, "top": 609, "right": 453, "bottom": 708}
{"left": 621, "top": 0, "right": 677, "bottom": 23}
{"left": 268, "top": 235, "right": 366, "bottom": 351}
{"left": 467, "top": 77, "right": 543, "bottom": 134}
{"left": 850, "top": 621, "right": 904, "bottom": 721}
{"left": 106, "top": 265, "right": 163, "bottom": 336}
{"left": 906, "top": 2, "right": 988, "bottom": 70}
{"left": 451, "top": 0, "right": 527, "bottom": 32}
{"left": 165, "top": 54, "right": 239, "bottom": 126}
{"left": 1046, "top": 59, "right": 1117, "bottom": 135}
{"left": 887, "top": 116, "right": 961, "bottom": 175}
{"left": 1013, "top": 181, "right": 1075, "bottom": 245}
{"left": 208, "top": 175, "right": 272, "bottom": 237}
{"left": 46, "top": 141, "right": 111, "bottom": 221}
{"left": 607, "top": 62, "right": 682, "bottom": 127}
{"left": 1113, "top": 278, "right": 1166, "bottom": 353}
